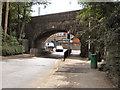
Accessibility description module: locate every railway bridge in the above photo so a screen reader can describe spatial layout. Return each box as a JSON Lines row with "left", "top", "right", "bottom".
{"left": 24, "top": 10, "right": 84, "bottom": 54}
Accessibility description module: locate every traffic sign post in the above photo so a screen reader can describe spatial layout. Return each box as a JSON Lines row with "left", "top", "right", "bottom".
{"left": 67, "top": 31, "right": 70, "bottom": 55}
{"left": 67, "top": 31, "right": 70, "bottom": 39}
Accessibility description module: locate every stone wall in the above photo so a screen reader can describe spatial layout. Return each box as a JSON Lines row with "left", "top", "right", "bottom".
{"left": 22, "top": 39, "right": 29, "bottom": 53}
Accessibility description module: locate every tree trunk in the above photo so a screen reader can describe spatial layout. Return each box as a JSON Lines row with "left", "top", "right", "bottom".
{"left": 17, "top": 2, "right": 20, "bottom": 38}
{"left": 4, "top": 1, "right": 9, "bottom": 41}
{"left": 19, "top": 3, "right": 26, "bottom": 39}
{"left": 19, "top": 23, "right": 25, "bottom": 39}
{"left": 0, "top": 1, "right": 2, "bottom": 27}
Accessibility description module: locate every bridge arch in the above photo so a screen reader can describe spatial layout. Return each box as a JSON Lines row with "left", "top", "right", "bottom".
{"left": 34, "top": 29, "right": 77, "bottom": 52}
{"left": 24, "top": 10, "right": 84, "bottom": 54}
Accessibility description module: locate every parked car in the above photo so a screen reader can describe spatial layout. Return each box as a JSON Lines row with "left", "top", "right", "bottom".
{"left": 56, "top": 45, "right": 63, "bottom": 52}
{"left": 46, "top": 42, "right": 54, "bottom": 48}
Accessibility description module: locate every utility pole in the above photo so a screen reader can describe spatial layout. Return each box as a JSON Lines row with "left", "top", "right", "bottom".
{"left": 88, "top": 21, "right": 91, "bottom": 60}
{"left": 67, "top": 30, "right": 70, "bottom": 55}
{"left": 67, "top": 31, "right": 70, "bottom": 49}
{"left": 88, "top": 21, "right": 91, "bottom": 50}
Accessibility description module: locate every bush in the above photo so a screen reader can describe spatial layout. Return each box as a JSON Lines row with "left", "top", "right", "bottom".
{"left": 2, "top": 43, "right": 24, "bottom": 56}
{"left": 2, "top": 35, "right": 24, "bottom": 56}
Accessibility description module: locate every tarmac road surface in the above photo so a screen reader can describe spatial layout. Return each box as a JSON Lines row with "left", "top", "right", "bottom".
{"left": 2, "top": 51, "right": 65, "bottom": 88}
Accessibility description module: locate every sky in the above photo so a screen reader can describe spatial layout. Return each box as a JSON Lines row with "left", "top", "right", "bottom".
{"left": 31, "top": 0, "right": 82, "bottom": 16}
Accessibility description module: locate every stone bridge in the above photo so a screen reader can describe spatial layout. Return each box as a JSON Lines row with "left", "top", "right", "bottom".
{"left": 24, "top": 10, "right": 84, "bottom": 54}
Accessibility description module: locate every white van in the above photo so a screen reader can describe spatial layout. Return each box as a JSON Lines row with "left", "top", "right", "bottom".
{"left": 46, "top": 42, "right": 54, "bottom": 48}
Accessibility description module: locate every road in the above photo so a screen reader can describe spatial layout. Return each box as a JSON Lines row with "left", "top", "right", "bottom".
{"left": 43, "top": 49, "right": 67, "bottom": 59}
{"left": 2, "top": 50, "right": 112, "bottom": 88}
{"left": 2, "top": 51, "right": 65, "bottom": 88}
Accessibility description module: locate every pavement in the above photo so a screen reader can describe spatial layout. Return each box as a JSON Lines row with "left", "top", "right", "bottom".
{"left": 40, "top": 53, "right": 115, "bottom": 88}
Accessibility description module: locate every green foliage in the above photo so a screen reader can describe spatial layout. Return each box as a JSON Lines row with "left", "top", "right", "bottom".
{"left": 2, "top": 44, "right": 24, "bottom": 56}
{"left": 8, "top": 2, "right": 33, "bottom": 35}
{"left": 1, "top": 1, "right": 49, "bottom": 56}
{"left": 2, "top": 1, "right": 49, "bottom": 39}
{"left": 78, "top": 2, "right": 120, "bottom": 56}
{"left": 77, "top": 2, "right": 120, "bottom": 87}
{"left": 2, "top": 34, "right": 24, "bottom": 56}
{"left": 77, "top": 2, "right": 119, "bottom": 28}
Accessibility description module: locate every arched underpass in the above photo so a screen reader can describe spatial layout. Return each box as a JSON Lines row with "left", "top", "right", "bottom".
{"left": 35, "top": 31, "right": 81, "bottom": 58}
{"left": 24, "top": 10, "right": 84, "bottom": 55}
{"left": 34, "top": 30, "right": 68, "bottom": 50}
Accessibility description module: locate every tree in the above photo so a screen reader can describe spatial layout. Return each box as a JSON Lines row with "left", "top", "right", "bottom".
{"left": 2, "top": 1, "right": 49, "bottom": 41}
{"left": 19, "top": 2, "right": 33, "bottom": 39}
{"left": 77, "top": 2, "right": 119, "bottom": 54}
{"left": 0, "top": 0, "right": 2, "bottom": 54}
{"left": 19, "top": 3, "right": 26, "bottom": 39}
{"left": 7, "top": 2, "right": 47, "bottom": 39}
{"left": 77, "top": 2, "right": 119, "bottom": 28}
{"left": 2, "top": 1, "right": 49, "bottom": 56}
{"left": 0, "top": 1, "right": 2, "bottom": 27}
{"left": 17, "top": 2, "right": 20, "bottom": 38}
{"left": 77, "top": 2, "right": 120, "bottom": 87}
{"left": 4, "top": 1, "right": 9, "bottom": 41}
